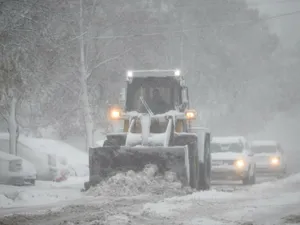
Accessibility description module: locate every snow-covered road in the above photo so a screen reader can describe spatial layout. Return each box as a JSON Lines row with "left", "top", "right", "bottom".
{"left": 0, "top": 171, "right": 300, "bottom": 225}
{"left": 0, "top": 169, "right": 300, "bottom": 225}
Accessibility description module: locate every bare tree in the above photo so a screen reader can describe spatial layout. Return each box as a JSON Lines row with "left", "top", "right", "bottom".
{"left": 0, "top": 50, "right": 27, "bottom": 155}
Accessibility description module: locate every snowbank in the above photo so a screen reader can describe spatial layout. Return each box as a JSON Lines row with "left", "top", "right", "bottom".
{"left": 21, "top": 137, "right": 89, "bottom": 177}
{"left": 187, "top": 218, "right": 228, "bottom": 225}
{"left": 0, "top": 133, "right": 89, "bottom": 179}
{"left": 0, "top": 177, "right": 87, "bottom": 208}
{"left": 86, "top": 164, "right": 191, "bottom": 197}
{"left": 18, "top": 137, "right": 88, "bottom": 166}
{"left": 246, "top": 172, "right": 300, "bottom": 195}
{"left": 141, "top": 172, "right": 300, "bottom": 218}
{"left": 141, "top": 189, "right": 246, "bottom": 217}
{"left": 0, "top": 189, "right": 82, "bottom": 209}
{"left": 142, "top": 200, "right": 192, "bottom": 217}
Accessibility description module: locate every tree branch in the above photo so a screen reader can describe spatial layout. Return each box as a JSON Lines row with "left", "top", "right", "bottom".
{"left": 0, "top": 110, "right": 8, "bottom": 123}
{"left": 87, "top": 48, "right": 131, "bottom": 80}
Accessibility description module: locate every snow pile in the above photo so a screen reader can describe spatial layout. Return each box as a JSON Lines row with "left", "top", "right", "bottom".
{"left": 19, "top": 136, "right": 89, "bottom": 177}
{"left": 167, "top": 189, "right": 245, "bottom": 202}
{"left": 86, "top": 164, "right": 192, "bottom": 197}
{"left": 143, "top": 200, "right": 192, "bottom": 217}
{"left": 141, "top": 188, "right": 246, "bottom": 217}
{"left": 19, "top": 137, "right": 88, "bottom": 165}
{"left": 280, "top": 172, "right": 300, "bottom": 184}
{"left": 240, "top": 172, "right": 300, "bottom": 198}
{"left": 0, "top": 194, "right": 13, "bottom": 207}
{"left": 0, "top": 184, "right": 83, "bottom": 208}
{"left": 50, "top": 176, "right": 89, "bottom": 189}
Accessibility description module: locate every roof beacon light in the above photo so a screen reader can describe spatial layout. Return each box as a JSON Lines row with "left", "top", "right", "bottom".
{"left": 174, "top": 69, "right": 181, "bottom": 76}
{"left": 127, "top": 70, "right": 133, "bottom": 77}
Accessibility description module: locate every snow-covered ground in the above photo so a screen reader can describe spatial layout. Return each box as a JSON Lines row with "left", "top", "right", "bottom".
{"left": 0, "top": 176, "right": 88, "bottom": 209}
{"left": 0, "top": 165, "right": 299, "bottom": 225}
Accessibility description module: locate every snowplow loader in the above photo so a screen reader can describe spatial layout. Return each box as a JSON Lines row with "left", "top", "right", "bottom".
{"left": 85, "top": 69, "right": 211, "bottom": 191}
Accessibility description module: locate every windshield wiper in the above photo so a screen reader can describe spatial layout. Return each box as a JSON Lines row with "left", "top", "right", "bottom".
{"left": 139, "top": 96, "right": 154, "bottom": 116}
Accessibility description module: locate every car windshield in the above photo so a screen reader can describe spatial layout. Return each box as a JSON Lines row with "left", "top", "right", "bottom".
{"left": 211, "top": 142, "right": 244, "bottom": 153}
{"left": 251, "top": 145, "right": 277, "bottom": 153}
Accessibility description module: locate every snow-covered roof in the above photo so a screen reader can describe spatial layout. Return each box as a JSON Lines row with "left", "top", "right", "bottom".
{"left": 251, "top": 140, "right": 277, "bottom": 147}
{"left": 212, "top": 136, "right": 246, "bottom": 144}
{"left": 0, "top": 151, "right": 21, "bottom": 161}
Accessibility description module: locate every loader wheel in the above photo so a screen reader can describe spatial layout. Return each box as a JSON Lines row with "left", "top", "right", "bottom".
{"left": 188, "top": 138, "right": 211, "bottom": 191}
{"left": 197, "top": 136, "right": 211, "bottom": 190}
{"left": 188, "top": 141, "right": 198, "bottom": 189}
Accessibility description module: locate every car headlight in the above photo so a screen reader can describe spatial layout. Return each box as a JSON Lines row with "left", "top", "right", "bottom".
{"left": 234, "top": 159, "right": 245, "bottom": 168}
{"left": 270, "top": 157, "right": 279, "bottom": 165}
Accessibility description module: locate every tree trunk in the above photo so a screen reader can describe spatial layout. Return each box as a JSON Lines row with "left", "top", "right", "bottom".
{"left": 8, "top": 97, "right": 18, "bottom": 155}
{"left": 79, "top": 0, "right": 94, "bottom": 151}
{"left": 80, "top": 77, "right": 94, "bottom": 151}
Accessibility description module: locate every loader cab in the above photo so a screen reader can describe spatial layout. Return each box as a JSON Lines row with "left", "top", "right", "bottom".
{"left": 118, "top": 70, "right": 192, "bottom": 133}
{"left": 125, "top": 76, "right": 186, "bottom": 114}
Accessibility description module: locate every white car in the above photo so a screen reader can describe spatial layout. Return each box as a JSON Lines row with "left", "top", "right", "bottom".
{"left": 0, "top": 136, "right": 57, "bottom": 181}
{"left": 0, "top": 151, "right": 37, "bottom": 185}
{"left": 211, "top": 136, "right": 256, "bottom": 185}
{"left": 251, "top": 140, "right": 287, "bottom": 177}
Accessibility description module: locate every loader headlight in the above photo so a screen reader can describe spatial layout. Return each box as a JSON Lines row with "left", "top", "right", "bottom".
{"left": 127, "top": 70, "right": 133, "bottom": 77}
{"left": 270, "top": 157, "right": 279, "bottom": 165}
{"left": 185, "top": 109, "right": 197, "bottom": 120}
{"left": 234, "top": 159, "right": 245, "bottom": 168}
{"left": 174, "top": 69, "right": 181, "bottom": 76}
{"left": 109, "top": 108, "right": 122, "bottom": 120}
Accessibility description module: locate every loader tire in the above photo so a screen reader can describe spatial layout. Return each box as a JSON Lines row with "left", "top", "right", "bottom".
{"left": 196, "top": 136, "right": 211, "bottom": 191}
{"left": 188, "top": 137, "right": 211, "bottom": 191}
{"left": 188, "top": 141, "right": 198, "bottom": 189}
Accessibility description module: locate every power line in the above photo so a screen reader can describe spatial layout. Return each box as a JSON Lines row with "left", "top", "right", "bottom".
{"left": 92, "top": 10, "right": 300, "bottom": 40}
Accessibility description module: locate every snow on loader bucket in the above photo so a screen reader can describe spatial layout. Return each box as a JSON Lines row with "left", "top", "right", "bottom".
{"left": 87, "top": 145, "right": 190, "bottom": 185}
{"left": 84, "top": 69, "right": 211, "bottom": 191}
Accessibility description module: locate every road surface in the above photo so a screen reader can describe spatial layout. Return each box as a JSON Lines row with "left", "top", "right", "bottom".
{"left": 0, "top": 173, "right": 299, "bottom": 225}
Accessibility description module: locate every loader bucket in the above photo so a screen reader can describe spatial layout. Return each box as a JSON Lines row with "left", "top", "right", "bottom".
{"left": 87, "top": 145, "right": 190, "bottom": 188}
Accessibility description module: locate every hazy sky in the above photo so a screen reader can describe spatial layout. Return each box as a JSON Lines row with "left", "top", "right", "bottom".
{"left": 247, "top": 0, "right": 300, "bottom": 47}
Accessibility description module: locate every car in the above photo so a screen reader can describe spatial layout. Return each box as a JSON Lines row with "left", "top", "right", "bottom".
{"left": 0, "top": 133, "right": 89, "bottom": 180}
{"left": 0, "top": 134, "right": 58, "bottom": 181}
{"left": 251, "top": 140, "right": 287, "bottom": 177}
{"left": 0, "top": 151, "right": 37, "bottom": 186}
{"left": 211, "top": 136, "right": 256, "bottom": 185}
